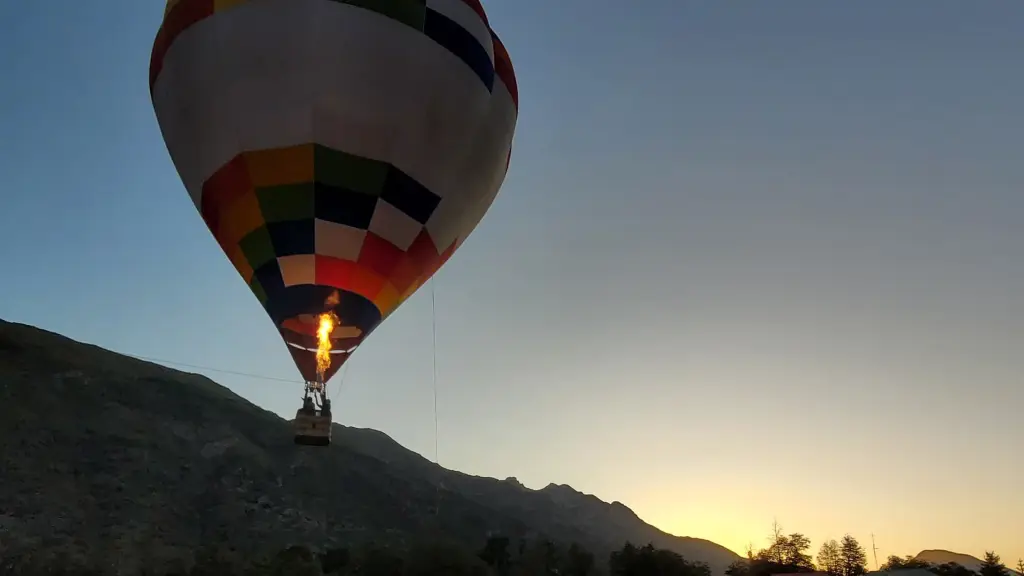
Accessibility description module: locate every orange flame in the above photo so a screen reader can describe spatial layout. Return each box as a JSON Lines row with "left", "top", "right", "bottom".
{"left": 315, "top": 312, "right": 339, "bottom": 381}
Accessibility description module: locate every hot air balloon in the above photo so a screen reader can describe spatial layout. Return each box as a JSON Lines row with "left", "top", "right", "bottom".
{"left": 149, "top": 0, "right": 518, "bottom": 446}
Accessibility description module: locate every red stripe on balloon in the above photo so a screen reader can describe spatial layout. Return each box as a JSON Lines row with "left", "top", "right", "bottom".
{"left": 491, "top": 32, "right": 518, "bottom": 110}
{"left": 458, "top": 0, "right": 489, "bottom": 26}
{"left": 149, "top": 0, "right": 213, "bottom": 93}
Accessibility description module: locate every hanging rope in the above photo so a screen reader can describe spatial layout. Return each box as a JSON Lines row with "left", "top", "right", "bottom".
{"left": 430, "top": 276, "right": 442, "bottom": 518}
{"left": 431, "top": 278, "right": 439, "bottom": 465}
{"left": 336, "top": 361, "right": 351, "bottom": 392}
{"left": 322, "top": 354, "right": 354, "bottom": 401}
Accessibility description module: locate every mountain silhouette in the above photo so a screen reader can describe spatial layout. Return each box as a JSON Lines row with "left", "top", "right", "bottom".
{"left": 0, "top": 318, "right": 740, "bottom": 574}
{"left": 913, "top": 550, "right": 1022, "bottom": 575}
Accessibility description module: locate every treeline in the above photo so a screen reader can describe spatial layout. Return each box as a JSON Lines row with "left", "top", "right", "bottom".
{"left": 726, "top": 522, "right": 1021, "bottom": 576}
{"left": 0, "top": 536, "right": 708, "bottom": 576}
{"left": 3, "top": 526, "right": 1019, "bottom": 576}
{"left": 878, "top": 552, "right": 1019, "bottom": 576}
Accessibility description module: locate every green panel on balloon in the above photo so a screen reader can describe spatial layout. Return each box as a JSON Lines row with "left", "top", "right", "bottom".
{"left": 257, "top": 184, "right": 315, "bottom": 222}
{"left": 314, "top": 145, "right": 389, "bottom": 196}
{"left": 249, "top": 277, "right": 269, "bottom": 305}
{"left": 239, "top": 227, "right": 277, "bottom": 270}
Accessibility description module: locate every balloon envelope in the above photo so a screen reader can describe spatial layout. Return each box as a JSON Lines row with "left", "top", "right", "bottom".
{"left": 150, "top": 0, "right": 519, "bottom": 383}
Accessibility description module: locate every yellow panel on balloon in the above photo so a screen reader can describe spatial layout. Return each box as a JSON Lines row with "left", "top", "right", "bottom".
{"left": 225, "top": 243, "right": 254, "bottom": 283}
{"left": 373, "top": 282, "right": 401, "bottom": 318}
{"left": 400, "top": 277, "right": 423, "bottom": 302}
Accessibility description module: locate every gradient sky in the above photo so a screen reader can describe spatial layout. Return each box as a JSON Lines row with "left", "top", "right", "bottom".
{"left": 1, "top": 0, "right": 1021, "bottom": 565}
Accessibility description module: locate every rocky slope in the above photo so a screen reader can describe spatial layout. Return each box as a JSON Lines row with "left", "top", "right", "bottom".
{"left": 0, "top": 319, "right": 740, "bottom": 574}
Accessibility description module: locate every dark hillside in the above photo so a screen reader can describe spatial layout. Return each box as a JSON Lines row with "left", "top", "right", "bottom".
{"left": 0, "top": 319, "right": 739, "bottom": 574}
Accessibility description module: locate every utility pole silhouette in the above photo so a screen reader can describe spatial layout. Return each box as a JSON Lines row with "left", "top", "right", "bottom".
{"left": 871, "top": 534, "right": 880, "bottom": 571}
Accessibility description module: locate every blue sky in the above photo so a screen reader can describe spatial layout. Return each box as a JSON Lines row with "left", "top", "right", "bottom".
{"left": 1, "top": 0, "right": 1022, "bottom": 563}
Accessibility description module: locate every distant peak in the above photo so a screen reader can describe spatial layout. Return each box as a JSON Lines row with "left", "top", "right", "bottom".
{"left": 914, "top": 550, "right": 978, "bottom": 560}
{"left": 913, "top": 550, "right": 987, "bottom": 571}
{"left": 542, "top": 483, "right": 578, "bottom": 493}
{"left": 610, "top": 501, "right": 640, "bottom": 516}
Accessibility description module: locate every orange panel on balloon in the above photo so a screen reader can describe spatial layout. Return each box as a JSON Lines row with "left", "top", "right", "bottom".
{"left": 201, "top": 155, "right": 253, "bottom": 241}
{"left": 243, "top": 144, "right": 314, "bottom": 188}
{"left": 217, "top": 192, "right": 264, "bottom": 248}
{"left": 225, "top": 242, "right": 254, "bottom": 283}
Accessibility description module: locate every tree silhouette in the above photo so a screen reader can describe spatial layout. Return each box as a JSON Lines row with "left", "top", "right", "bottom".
{"left": 478, "top": 535, "right": 512, "bottom": 576}
{"left": 818, "top": 540, "right": 842, "bottom": 576}
{"left": 838, "top": 535, "right": 867, "bottom": 576}
{"left": 979, "top": 552, "right": 1007, "bottom": 576}
{"left": 782, "top": 534, "right": 815, "bottom": 570}
{"left": 404, "top": 540, "right": 489, "bottom": 576}
{"left": 609, "top": 542, "right": 641, "bottom": 576}
{"left": 726, "top": 560, "right": 751, "bottom": 576}
{"left": 880, "top": 555, "right": 933, "bottom": 571}
{"left": 609, "top": 542, "right": 710, "bottom": 576}
{"left": 761, "top": 522, "right": 788, "bottom": 565}
{"left": 538, "top": 539, "right": 559, "bottom": 573}
{"left": 1016, "top": 559, "right": 1023, "bottom": 576}
{"left": 930, "top": 562, "right": 979, "bottom": 576}
{"left": 563, "top": 543, "right": 596, "bottom": 576}
{"left": 513, "top": 538, "right": 561, "bottom": 575}
{"left": 745, "top": 522, "right": 816, "bottom": 576}
{"left": 0, "top": 533, "right": 1016, "bottom": 576}
{"left": 737, "top": 520, "right": 815, "bottom": 573}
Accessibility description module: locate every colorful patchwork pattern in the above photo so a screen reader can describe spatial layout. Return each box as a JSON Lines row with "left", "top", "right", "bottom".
{"left": 201, "top": 143, "right": 456, "bottom": 336}
{"left": 149, "top": 0, "right": 518, "bottom": 383}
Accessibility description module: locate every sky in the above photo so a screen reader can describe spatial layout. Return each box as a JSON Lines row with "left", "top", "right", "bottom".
{"left": 1, "top": 0, "right": 1021, "bottom": 565}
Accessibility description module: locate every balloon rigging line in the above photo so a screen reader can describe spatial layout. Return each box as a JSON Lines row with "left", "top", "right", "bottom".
{"left": 431, "top": 277, "right": 442, "bottom": 519}
{"left": 126, "top": 352, "right": 356, "bottom": 398}
{"left": 125, "top": 353, "right": 304, "bottom": 385}
{"left": 431, "top": 278, "right": 439, "bottom": 466}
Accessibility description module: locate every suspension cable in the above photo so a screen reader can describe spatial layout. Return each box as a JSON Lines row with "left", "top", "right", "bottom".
{"left": 124, "top": 353, "right": 304, "bottom": 384}
{"left": 127, "top": 346, "right": 356, "bottom": 421}
{"left": 430, "top": 276, "right": 442, "bottom": 518}
{"left": 431, "top": 279, "right": 439, "bottom": 465}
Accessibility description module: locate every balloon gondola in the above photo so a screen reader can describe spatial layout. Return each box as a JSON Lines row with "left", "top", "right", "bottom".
{"left": 149, "top": 0, "right": 519, "bottom": 446}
